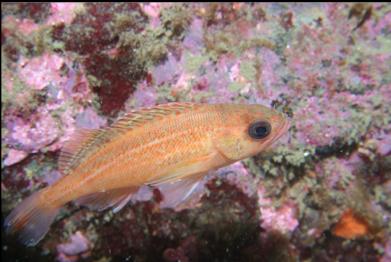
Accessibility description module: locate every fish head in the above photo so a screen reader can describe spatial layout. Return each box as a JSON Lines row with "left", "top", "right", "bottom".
{"left": 214, "top": 104, "right": 289, "bottom": 161}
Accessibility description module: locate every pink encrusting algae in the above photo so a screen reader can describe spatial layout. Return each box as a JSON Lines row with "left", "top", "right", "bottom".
{"left": 56, "top": 231, "right": 90, "bottom": 262}
{"left": 257, "top": 186, "right": 299, "bottom": 235}
{"left": 2, "top": 3, "right": 391, "bottom": 261}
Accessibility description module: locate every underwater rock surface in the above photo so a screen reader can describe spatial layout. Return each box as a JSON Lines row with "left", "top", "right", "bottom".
{"left": 1, "top": 3, "right": 390, "bottom": 261}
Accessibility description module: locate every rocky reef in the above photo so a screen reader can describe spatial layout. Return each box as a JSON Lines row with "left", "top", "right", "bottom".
{"left": 2, "top": 3, "right": 390, "bottom": 261}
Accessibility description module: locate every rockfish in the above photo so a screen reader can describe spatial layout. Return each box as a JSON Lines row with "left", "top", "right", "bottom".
{"left": 4, "top": 102, "right": 289, "bottom": 246}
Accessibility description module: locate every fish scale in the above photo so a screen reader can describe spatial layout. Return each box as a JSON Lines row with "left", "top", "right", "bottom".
{"left": 62, "top": 109, "right": 215, "bottom": 197}
{"left": 4, "top": 102, "right": 289, "bottom": 246}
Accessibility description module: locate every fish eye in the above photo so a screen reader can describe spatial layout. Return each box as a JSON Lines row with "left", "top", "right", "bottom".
{"left": 248, "top": 121, "right": 271, "bottom": 139}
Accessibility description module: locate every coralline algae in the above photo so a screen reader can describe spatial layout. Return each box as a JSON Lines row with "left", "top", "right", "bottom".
{"left": 2, "top": 3, "right": 390, "bottom": 261}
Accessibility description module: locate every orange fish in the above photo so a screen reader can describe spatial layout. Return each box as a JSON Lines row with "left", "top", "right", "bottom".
{"left": 4, "top": 102, "right": 289, "bottom": 246}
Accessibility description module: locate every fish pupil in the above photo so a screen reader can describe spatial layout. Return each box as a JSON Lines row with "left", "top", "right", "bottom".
{"left": 256, "top": 126, "right": 267, "bottom": 135}
{"left": 249, "top": 121, "right": 271, "bottom": 139}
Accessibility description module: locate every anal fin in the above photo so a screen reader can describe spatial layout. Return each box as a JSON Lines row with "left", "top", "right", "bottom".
{"left": 76, "top": 187, "right": 137, "bottom": 213}
{"left": 156, "top": 173, "right": 207, "bottom": 210}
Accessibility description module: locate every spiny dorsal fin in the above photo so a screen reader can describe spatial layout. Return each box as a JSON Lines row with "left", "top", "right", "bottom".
{"left": 59, "top": 102, "right": 197, "bottom": 174}
{"left": 110, "top": 102, "right": 197, "bottom": 131}
{"left": 59, "top": 128, "right": 107, "bottom": 174}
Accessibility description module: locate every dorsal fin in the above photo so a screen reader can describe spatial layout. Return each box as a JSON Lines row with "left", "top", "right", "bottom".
{"left": 59, "top": 102, "right": 197, "bottom": 174}
{"left": 110, "top": 102, "right": 196, "bottom": 131}
{"left": 59, "top": 128, "right": 107, "bottom": 174}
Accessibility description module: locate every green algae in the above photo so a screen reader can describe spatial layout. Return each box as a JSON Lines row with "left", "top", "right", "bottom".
{"left": 86, "top": 74, "right": 102, "bottom": 88}
{"left": 192, "top": 90, "right": 214, "bottom": 102}
{"left": 156, "top": 83, "right": 178, "bottom": 102}
{"left": 228, "top": 82, "right": 244, "bottom": 92}
{"left": 205, "top": 29, "right": 274, "bottom": 62}
{"left": 1, "top": 128, "right": 9, "bottom": 163}
{"left": 240, "top": 60, "right": 257, "bottom": 82}
{"left": 31, "top": 27, "right": 55, "bottom": 56}
{"left": 120, "top": 29, "right": 168, "bottom": 69}
{"left": 257, "top": 145, "right": 315, "bottom": 180}
{"left": 2, "top": 73, "right": 35, "bottom": 111}
{"left": 127, "top": 5, "right": 192, "bottom": 70}
{"left": 160, "top": 5, "right": 192, "bottom": 39}
{"left": 184, "top": 51, "right": 208, "bottom": 74}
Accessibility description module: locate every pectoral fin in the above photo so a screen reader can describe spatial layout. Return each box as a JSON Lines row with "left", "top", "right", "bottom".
{"left": 155, "top": 173, "right": 207, "bottom": 210}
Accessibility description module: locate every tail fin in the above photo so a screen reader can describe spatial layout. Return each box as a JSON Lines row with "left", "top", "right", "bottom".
{"left": 4, "top": 191, "right": 60, "bottom": 246}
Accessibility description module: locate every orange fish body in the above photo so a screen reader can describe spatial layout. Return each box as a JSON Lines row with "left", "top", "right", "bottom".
{"left": 5, "top": 103, "right": 289, "bottom": 246}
